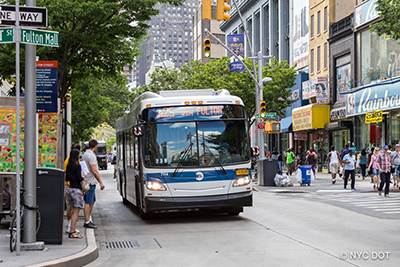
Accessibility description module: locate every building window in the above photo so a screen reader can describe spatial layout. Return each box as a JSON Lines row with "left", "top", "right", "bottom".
{"left": 324, "top": 43, "right": 327, "bottom": 69}
{"left": 317, "top": 11, "right": 321, "bottom": 35}
{"left": 311, "top": 49, "right": 314, "bottom": 73}
{"left": 324, "top": 7, "right": 328, "bottom": 31}
{"left": 311, "top": 15, "right": 314, "bottom": 38}
{"left": 317, "top": 46, "right": 321, "bottom": 71}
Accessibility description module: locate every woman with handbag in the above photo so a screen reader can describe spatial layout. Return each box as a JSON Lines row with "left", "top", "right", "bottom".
{"left": 66, "top": 149, "right": 86, "bottom": 239}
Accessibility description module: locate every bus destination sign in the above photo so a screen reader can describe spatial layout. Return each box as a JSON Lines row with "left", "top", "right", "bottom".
{"left": 156, "top": 106, "right": 223, "bottom": 119}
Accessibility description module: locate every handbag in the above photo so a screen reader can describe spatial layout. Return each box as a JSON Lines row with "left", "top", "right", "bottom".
{"left": 81, "top": 180, "right": 90, "bottom": 192}
{"left": 391, "top": 166, "right": 396, "bottom": 174}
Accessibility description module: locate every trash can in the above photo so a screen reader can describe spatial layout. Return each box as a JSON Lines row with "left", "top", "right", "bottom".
{"left": 298, "top": 165, "right": 312, "bottom": 186}
{"left": 258, "top": 158, "right": 279, "bottom": 186}
{"left": 36, "top": 168, "right": 65, "bottom": 244}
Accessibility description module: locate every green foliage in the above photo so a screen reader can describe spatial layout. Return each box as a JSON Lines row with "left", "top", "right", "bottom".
{"left": 106, "top": 137, "right": 116, "bottom": 151}
{"left": 369, "top": 0, "right": 400, "bottom": 40}
{"left": 141, "top": 57, "right": 297, "bottom": 125}
{"left": 0, "top": 0, "right": 184, "bottom": 97}
{"left": 71, "top": 73, "right": 134, "bottom": 142}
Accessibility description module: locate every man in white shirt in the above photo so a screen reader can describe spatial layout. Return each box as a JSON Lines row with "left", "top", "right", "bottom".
{"left": 81, "top": 139, "right": 105, "bottom": 229}
{"left": 326, "top": 146, "right": 340, "bottom": 184}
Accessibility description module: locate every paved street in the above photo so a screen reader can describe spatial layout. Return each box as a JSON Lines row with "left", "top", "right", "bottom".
{"left": 84, "top": 166, "right": 400, "bottom": 267}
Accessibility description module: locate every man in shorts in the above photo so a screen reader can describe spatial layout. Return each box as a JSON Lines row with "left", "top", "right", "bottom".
{"left": 285, "top": 149, "right": 295, "bottom": 176}
{"left": 326, "top": 146, "right": 340, "bottom": 184}
{"left": 81, "top": 139, "right": 105, "bottom": 229}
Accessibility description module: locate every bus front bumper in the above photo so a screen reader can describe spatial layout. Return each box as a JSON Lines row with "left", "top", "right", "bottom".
{"left": 144, "top": 191, "right": 252, "bottom": 212}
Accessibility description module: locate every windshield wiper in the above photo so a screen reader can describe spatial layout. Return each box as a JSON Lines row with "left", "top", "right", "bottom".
{"left": 172, "top": 142, "right": 194, "bottom": 177}
{"left": 201, "top": 142, "right": 227, "bottom": 175}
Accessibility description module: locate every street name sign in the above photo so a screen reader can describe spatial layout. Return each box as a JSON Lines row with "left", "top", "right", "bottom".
{"left": 265, "top": 113, "right": 277, "bottom": 118}
{"left": 0, "top": 5, "right": 47, "bottom": 28}
{"left": 21, "top": 28, "right": 59, "bottom": 47}
{"left": 0, "top": 27, "right": 13, "bottom": 43}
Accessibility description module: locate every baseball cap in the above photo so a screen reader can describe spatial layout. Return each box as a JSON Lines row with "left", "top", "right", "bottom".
{"left": 383, "top": 145, "right": 389, "bottom": 149}
{"left": 396, "top": 144, "right": 400, "bottom": 148}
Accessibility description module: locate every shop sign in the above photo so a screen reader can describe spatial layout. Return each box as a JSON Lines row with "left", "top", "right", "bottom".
{"left": 294, "top": 131, "right": 308, "bottom": 140}
{"left": 330, "top": 107, "right": 346, "bottom": 120}
{"left": 347, "top": 78, "right": 400, "bottom": 116}
{"left": 292, "top": 106, "right": 312, "bottom": 131}
{"left": 354, "top": 0, "right": 379, "bottom": 28}
{"left": 302, "top": 80, "right": 314, "bottom": 99}
{"left": 365, "top": 110, "right": 382, "bottom": 123}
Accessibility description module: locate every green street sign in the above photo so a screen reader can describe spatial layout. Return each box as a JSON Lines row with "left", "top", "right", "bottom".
{"left": 21, "top": 28, "right": 58, "bottom": 47}
{"left": 255, "top": 114, "right": 260, "bottom": 119}
{"left": 265, "top": 113, "right": 277, "bottom": 118}
{"left": 0, "top": 27, "right": 14, "bottom": 43}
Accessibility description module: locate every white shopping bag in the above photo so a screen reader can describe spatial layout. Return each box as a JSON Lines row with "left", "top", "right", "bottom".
{"left": 295, "top": 169, "right": 302, "bottom": 183}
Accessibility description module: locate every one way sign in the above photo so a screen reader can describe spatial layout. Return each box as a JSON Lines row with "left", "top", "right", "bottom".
{"left": 0, "top": 5, "right": 47, "bottom": 28}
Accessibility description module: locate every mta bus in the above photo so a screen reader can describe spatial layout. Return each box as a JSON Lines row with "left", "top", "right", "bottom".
{"left": 115, "top": 89, "right": 252, "bottom": 218}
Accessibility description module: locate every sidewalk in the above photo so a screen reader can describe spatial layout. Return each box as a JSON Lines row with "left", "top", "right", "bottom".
{"left": 0, "top": 212, "right": 98, "bottom": 267}
{"left": 253, "top": 171, "right": 400, "bottom": 194}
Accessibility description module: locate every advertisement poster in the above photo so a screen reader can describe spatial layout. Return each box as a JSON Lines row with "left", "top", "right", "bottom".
{"left": 228, "top": 34, "right": 245, "bottom": 72}
{"left": 292, "top": 0, "right": 309, "bottom": 69}
{"left": 314, "top": 76, "right": 329, "bottom": 104}
{"left": 0, "top": 108, "right": 57, "bottom": 172}
{"left": 302, "top": 80, "right": 314, "bottom": 99}
{"left": 336, "top": 63, "right": 351, "bottom": 102}
{"left": 36, "top": 61, "right": 58, "bottom": 113}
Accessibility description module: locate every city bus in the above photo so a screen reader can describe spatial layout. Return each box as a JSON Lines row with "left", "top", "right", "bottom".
{"left": 115, "top": 89, "right": 252, "bottom": 218}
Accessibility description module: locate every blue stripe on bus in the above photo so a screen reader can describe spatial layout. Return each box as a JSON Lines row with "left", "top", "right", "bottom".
{"left": 145, "top": 169, "right": 250, "bottom": 184}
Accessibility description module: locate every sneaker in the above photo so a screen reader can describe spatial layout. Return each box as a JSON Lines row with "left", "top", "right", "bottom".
{"left": 373, "top": 185, "right": 376, "bottom": 190}
{"left": 83, "top": 222, "right": 97, "bottom": 229}
{"left": 351, "top": 188, "right": 356, "bottom": 191}
{"left": 66, "top": 229, "right": 80, "bottom": 234}
{"left": 344, "top": 186, "right": 346, "bottom": 189}
{"left": 332, "top": 179, "right": 336, "bottom": 184}
{"left": 378, "top": 191, "right": 382, "bottom": 196}
{"left": 385, "top": 194, "right": 390, "bottom": 197}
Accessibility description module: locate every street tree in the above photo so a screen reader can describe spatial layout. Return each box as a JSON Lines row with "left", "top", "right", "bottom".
{"left": 141, "top": 57, "right": 297, "bottom": 125}
{"left": 71, "top": 73, "right": 134, "bottom": 142}
{"left": 0, "top": 0, "right": 183, "bottom": 97}
{"left": 369, "top": 0, "right": 400, "bottom": 41}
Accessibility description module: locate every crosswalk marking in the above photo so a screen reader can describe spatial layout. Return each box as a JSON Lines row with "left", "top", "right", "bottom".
{"left": 383, "top": 211, "right": 400, "bottom": 214}
{"left": 373, "top": 208, "right": 400, "bottom": 211}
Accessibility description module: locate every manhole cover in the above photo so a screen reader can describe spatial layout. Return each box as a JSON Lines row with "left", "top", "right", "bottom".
{"left": 100, "top": 241, "right": 140, "bottom": 249}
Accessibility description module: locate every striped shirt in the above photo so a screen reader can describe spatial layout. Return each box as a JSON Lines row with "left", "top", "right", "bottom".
{"left": 376, "top": 152, "right": 392, "bottom": 173}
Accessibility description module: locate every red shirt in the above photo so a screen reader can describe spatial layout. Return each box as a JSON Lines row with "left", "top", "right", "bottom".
{"left": 376, "top": 152, "right": 392, "bottom": 173}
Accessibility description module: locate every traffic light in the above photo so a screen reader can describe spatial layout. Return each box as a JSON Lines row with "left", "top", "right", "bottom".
{"left": 260, "top": 100, "right": 266, "bottom": 121}
{"left": 203, "top": 38, "right": 211, "bottom": 58}
{"left": 202, "top": 0, "right": 211, "bottom": 20}
{"left": 264, "top": 121, "right": 280, "bottom": 133}
{"left": 217, "top": 0, "right": 231, "bottom": 21}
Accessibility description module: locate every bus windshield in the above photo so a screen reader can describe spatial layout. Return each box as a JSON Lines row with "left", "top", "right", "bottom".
{"left": 144, "top": 120, "right": 250, "bottom": 167}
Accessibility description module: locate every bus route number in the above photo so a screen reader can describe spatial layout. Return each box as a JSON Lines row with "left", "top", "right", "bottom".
{"left": 157, "top": 107, "right": 175, "bottom": 118}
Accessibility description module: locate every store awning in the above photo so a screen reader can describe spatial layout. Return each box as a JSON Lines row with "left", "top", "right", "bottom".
{"left": 280, "top": 117, "right": 292, "bottom": 133}
{"left": 292, "top": 104, "right": 330, "bottom": 131}
{"left": 324, "top": 120, "right": 353, "bottom": 131}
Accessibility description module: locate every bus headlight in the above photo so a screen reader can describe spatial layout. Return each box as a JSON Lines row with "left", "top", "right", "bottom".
{"left": 146, "top": 181, "right": 167, "bottom": 191}
{"left": 233, "top": 176, "right": 251, "bottom": 187}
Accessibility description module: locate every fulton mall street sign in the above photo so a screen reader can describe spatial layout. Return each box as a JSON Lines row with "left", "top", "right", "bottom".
{"left": 0, "top": 27, "right": 59, "bottom": 47}
{"left": 21, "top": 28, "right": 58, "bottom": 47}
{"left": 0, "top": 5, "right": 47, "bottom": 28}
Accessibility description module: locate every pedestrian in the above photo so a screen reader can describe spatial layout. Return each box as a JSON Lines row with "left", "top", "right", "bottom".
{"left": 277, "top": 151, "right": 283, "bottom": 172}
{"left": 342, "top": 149, "right": 357, "bottom": 190}
{"left": 66, "top": 149, "right": 85, "bottom": 239}
{"left": 326, "top": 146, "right": 340, "bottom": 184}
{"left": 368, "top": 147, "right": 380, "bottom": 190}
{"left": 81, "top": 139, "right": 105, "bottom": 229}
{"left": 340, "top": 144, "right": 350, "bottom": 159}
{"left": 271, "top": 147, "right": 279, "bottom": 160}
{"left": 111, "top": 153, "right": 117, "bottom": 179}
{"left": 391, "top": 144, "right": 400, "bottom": 188}
{"left": 285, "top": 148, "right": 295, "bottom": 176}
{"left": 376, "top": 145, "right": 394, "bottom": 197}
{"left": 307, "top": 148, "right": 318, "bottom": 178}
{"left": 359, "top": 149, "right": 368, "bottom": 180}
{"left": 367, "top": 147, "right": 375, "bottom": 183}
{"left": 63, "top": 142, "right": 81, "bottom": 234}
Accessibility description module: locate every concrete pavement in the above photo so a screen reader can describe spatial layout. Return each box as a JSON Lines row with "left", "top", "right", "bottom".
{"left": 253, "top": 170, "right": 400, "bottom": 194}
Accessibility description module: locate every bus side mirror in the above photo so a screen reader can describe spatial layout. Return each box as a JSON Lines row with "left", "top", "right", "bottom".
{"left": 251, "top": 146, "right": 260, "bottom": 157}
{"left": 133, "top": 125, "right": 143, "bottom": 137}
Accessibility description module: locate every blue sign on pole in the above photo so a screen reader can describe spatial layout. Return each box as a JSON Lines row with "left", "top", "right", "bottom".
{"left": 36, "top": 61, "right": 58, "bottom": 113}
{"left": 228, "top": 34, "right": 245, "bottom": 72}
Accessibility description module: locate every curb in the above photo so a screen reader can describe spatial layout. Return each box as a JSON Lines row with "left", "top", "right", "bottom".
{"left": 26, "top": 229, "right": 98, "bottom": 267}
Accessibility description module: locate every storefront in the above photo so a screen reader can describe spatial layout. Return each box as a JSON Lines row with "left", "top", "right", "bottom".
{"left": 292, "top": 104, "right": 330, "bottom": 169}
{"left": 324, "top": 106, "right": 353, "bottom": 151}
